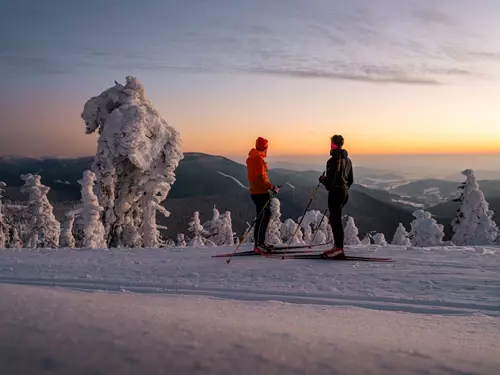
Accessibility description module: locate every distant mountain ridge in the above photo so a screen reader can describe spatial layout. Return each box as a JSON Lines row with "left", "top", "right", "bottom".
{"left": 0, "top": 153, "right": 425, "bottom": 239}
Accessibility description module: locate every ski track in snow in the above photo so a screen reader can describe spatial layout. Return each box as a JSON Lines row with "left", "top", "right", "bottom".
{"left": 0, "top": 245, "right": 499, "bottom": 316}
{"left": 216, "top": 171, "right": 248, "bottom": 189}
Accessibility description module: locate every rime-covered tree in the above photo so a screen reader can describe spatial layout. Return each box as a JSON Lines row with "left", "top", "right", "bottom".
{"left": 79, "top": 171, "right": 106, "bottom": 249}
{"left": 0, "top": 182, "right": 6, "bottom": 248}
{"left": 451, "top": 169, "right": 499, "bottom": 245}
{"left": 360, "top": 234, "right": 371, "bottom": 245}
{"left": 409, "top": 210, "right": 444, "bottom": 247}
{"left": 188, "top": 211, "right": 206, "bottom": 247}
{"left": 267, "top": 198, "right": 283, "bottom": 245}
{"left": 217, "top": 211, "right": 235, "bottom": 246}
{"left": 391, "top": 223, "right": 411, "bottom": 246}
{"left": 373, "top": 233, "right": 387, "bottom": 246}
{"left": 60, "top": 213, "right": 76, "bottom": 248}
{"left": 281, "top": 219, "right": 305, "bottom": 245}
{"left": 204, "top": 206, "right": 221, "bottom": 244}
{"left": 344, "top": 217, "right": 361, "bottom": 245}
{"left": 20, "top": 174, "right": 60, "bottom": 248}
{"left": 82, "top": 76, "right": 183, "bottom": 247}
{"left": 176, "top": 233, "right": 187, "bottom": 248}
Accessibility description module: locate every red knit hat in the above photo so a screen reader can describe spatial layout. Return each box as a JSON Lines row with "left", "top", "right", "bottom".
{"left": 255, "top": 137, "right": 269, "bottom": 151}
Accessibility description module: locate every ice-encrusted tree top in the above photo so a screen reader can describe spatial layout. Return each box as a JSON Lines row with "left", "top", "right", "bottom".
{"left": 409, "top": 209, "right": 444, "bottom": 247}
{"left": 81, "top": 76, "right": 183, "bottom": 247}
{"left": 452, "top": 169, "right": 499, "bottom": 246}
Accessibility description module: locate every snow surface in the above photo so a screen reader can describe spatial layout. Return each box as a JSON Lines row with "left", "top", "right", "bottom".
{"left": 0, "top": 245, "right": 499, "bottom": 316}
{"left": 1, "top": 246, "right": 500, "bottom": 374}
{"left": 0, "top": 283, "right": 499, "bottom": 375}
{"left": 216, "top": 171, "right": 248, "bottom": 189}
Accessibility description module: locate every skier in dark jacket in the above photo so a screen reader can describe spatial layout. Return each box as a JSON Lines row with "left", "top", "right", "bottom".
{"left": 319, "top": 134, "right": 354, "bottom": 258}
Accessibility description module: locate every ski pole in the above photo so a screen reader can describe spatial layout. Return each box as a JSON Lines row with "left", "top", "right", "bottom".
{"left": 309, "top": 207, "right": 329, "bottom": 248}
{"left": 282, "top": 173, "right": 325, "bottom": 259}
{"left": 225, "top": 189, "right": 278, "bottom": 264}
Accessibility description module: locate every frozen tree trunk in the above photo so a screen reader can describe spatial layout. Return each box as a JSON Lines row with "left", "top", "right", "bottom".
{"left": 452, "top": 169, "right": 499, "bottom": 245}
{"left": 391, "top": 223, "right": 411, "bottom": 246}
{"left": 79, "top": 171, "right": 106, "bottom": 249}
{"left": 20, "top": 174, "right": 60, "bottom": 248}
{"left": 60, "top": 214, "right": 76, "bottom": 248}
{"left": 373, "top": 233, "right": 387, "bottom": 246}
{"left": 81, "top": 76, "right": 183, "bottom": 248}
{"left": 410, "top": 210, "right": 445, "bottom": 247}
{"left": 344, "top": 217, "right": 361, "bottom": 245}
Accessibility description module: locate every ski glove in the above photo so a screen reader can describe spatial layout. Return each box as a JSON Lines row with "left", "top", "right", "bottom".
{"left": 319, "top": 173, "right": 327, "bottom": 185}
{"left": 271, "top": 185, "right": 281, "bottom": 194}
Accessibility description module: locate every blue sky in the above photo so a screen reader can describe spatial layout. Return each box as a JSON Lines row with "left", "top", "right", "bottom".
{"left": 1, "top": 0, "right": 499, "bottom": 158}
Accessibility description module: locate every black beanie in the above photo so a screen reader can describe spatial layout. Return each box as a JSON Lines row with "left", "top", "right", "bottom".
{"left": 331, "top": 135, "right": 344, "bottom": 148}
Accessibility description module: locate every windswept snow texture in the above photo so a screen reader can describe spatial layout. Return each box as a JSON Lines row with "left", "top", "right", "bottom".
{"left": 216, "top": 171, "right": 248, "bottom": 189}
{"left": 1, "top": 284, "right": 500, "bottom": 375}
{"left": 0, "top": 245, "right": 499, "bottom": 316}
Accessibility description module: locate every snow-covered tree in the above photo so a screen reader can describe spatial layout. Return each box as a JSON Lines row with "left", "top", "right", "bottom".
{"left": 78, "top": 171, "right": 106, "bottom": 249}
{"left": 451, "top": 169, "right": 499, "bottom": 245}
{"left": 344, "top": 217, "right": 361, "bottom": 245}
{"left": 217, "top": 211, "right": 235, "bottom": 246}
{"left": 60, "top": 213, "right": 76, "bottom": 248}
{"left": 20, "top": 174, "right": 60, "bottom": 248}
{"left": 372, "top": 233, "right": 387, "bottom": 246}
{"left": 0, "top": 182, "right": 6, "bottom": 248}
{"left": 391, "top": 223, "right": 411, "bottom": 246}
{"left": 360, "top": 234, "right": 371, "bottom": 245}
{"left": 82, "top": 76, "right": 183, "bottom": 248}
{"left": 409, "top": 210, "right": 445, "bottom": 247}
{"left": 204, "top": 206, "right": 220, "bottom": 244}
{"left": 267, "top": 198, "right": 283, "bottom": 245}
{"left": 176, "top": 233, "right": 186, "bottom": 248}
{"left": 281, "top": 218, "right": 305, "bottom": 245}
{"left": 188, "top": 211, "right": 206, "bottom": 247}
{"left": 9, "top": 228, "right": 22, "bottom": 249}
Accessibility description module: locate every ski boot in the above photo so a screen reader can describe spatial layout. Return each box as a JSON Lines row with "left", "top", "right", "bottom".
{"left": 254, "top": 244, "right": 274, "bottom": 254}
{"left": 322, "top": 247, "right": 345, "bottom": 259}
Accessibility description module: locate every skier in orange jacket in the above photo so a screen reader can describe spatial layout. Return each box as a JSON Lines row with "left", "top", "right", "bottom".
{"left": 246, "top": 137, "right": 280, "bottom": 252}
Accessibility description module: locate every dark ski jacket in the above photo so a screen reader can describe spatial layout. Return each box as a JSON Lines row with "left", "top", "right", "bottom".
{"left": 321, "top": 149, "right": 354, "bottom": 191}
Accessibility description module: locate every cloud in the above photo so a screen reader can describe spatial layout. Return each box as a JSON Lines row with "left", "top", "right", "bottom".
{"left": 413, "top": 8, "right": 459, "bottom": 26}
{"left": 247, "top": 67, "right": 441, "bottom": 85}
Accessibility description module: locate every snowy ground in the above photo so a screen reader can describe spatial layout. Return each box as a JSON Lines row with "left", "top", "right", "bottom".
{"left": 1, "top": 245, "right": 500, "bottom": 374}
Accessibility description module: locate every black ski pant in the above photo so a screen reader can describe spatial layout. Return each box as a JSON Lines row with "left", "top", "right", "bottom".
{"left": 328, "top": 188, "right": 349, "bottom": 249}
{"left": 251, "top": 192, "right": 271, "bottom": 246}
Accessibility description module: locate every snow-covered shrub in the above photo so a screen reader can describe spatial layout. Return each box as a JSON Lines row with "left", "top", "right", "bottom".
{"left": 176, "top": 233, "right": 187, "bottom": 248}
{"left": 344, "top": 217, "right": 361, "bottom": 245}
{"left": 372, "top": 233, "right": 387, "bottom": 246}
{"left": 20, "top": 174, "right": 60, "bottom": 248}
{"left": 452, "top": 169, "right": 499, "bottom": 245}
{"left": 409, "top": 210, "right": 444, "bottom": 247}
{"left": 281, "top": 218, "right": 305, "bottom": 245}
{"left": 204, "top": 206, "right": 221, "bottom": 244}
{"left": 299, "top": 210, "right": 330, "bottom": 245}
{"left": 360, "top": 234, "right": 371, "bottom": 245}
{"left": 79, "top": 171, "right": 106, "bottom": 249}
{"left": 82, "top": 76, "right": 183, "bottom": 247}
{"left": 188, "top": 211, "right": 206, "bottom": 247}
{"left": 391, "top": 223, "right": 411, "bottom": 246}
{"left": 267, "top": 198, "right": 283, "bottom": 245}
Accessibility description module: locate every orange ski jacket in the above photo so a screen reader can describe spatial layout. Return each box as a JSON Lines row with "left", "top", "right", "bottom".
{"left": 246, "top": 148, "right": 272, "bottom": 195}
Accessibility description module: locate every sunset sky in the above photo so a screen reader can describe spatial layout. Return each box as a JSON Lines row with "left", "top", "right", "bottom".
{"left": 1, "top": 0, "right": 499, "bottom": 160}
